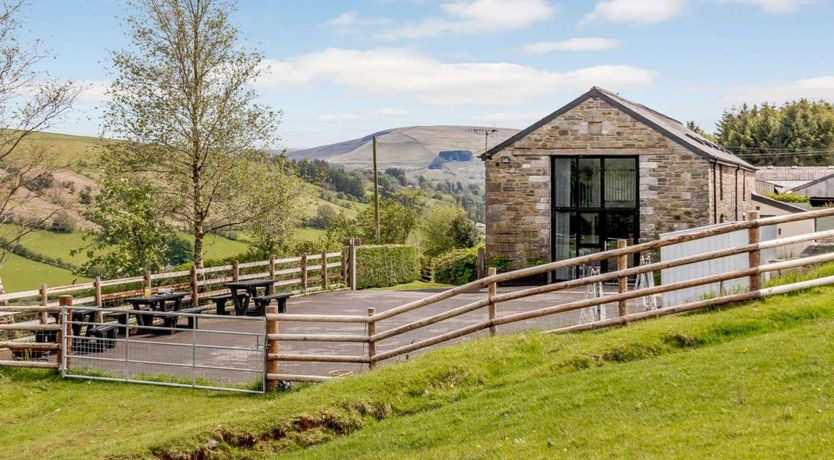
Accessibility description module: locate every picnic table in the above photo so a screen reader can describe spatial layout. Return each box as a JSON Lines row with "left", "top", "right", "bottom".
{"left": 124, "top": 292, "right": 188, "bottom": 333}
{"left": 224, "top": 279, "right": 281, "bottom": 316}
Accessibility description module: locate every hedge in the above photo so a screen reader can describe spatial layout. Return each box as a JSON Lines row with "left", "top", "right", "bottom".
{"left": 433, "top": 247, "right": 479, "bottom": 285}
{"left": 355, "top": 245, "right": 421, "bottom": 289}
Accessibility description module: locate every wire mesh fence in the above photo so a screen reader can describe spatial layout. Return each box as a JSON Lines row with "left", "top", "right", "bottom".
{"left": 62, "top": 307, "right": 266, "bottom": 394}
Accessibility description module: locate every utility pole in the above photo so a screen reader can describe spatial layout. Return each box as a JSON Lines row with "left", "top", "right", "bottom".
{"left": 373, "top": 135, "right": 380, "bottom": 242}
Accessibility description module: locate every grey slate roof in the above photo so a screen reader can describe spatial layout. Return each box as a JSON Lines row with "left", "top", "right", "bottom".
{"left": 755, "top": 166, "right": 834, "bottom": 182}
{"left": 481, "top": 86, "right": 755, "bottom": 170}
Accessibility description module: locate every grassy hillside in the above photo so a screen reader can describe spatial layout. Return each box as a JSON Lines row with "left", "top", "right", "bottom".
{"left": 2, "top": 284, "right": 834, "bottom": 458}
{"left": 0, "top": 253, "right": 89, "bottom": 291}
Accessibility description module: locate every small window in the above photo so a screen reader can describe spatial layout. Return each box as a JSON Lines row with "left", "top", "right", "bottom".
{"left": 588, "top": 121, "right": 603, "bottom": 135}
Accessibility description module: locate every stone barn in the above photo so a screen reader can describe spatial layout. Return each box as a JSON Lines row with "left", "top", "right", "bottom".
{"left": 482, "top": 86, "right": 755, "bottom": 279}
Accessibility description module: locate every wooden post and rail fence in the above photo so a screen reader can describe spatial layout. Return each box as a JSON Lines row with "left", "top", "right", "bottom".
{"left": 260, "top": 208, "right": 834, "bottom": 384}
{"left": 6, "top": 210, "right": 834, "bottom": 389}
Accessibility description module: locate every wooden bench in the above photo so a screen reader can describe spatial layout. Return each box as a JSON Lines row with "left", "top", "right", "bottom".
{"left": 205, "top": 294, "right": 238, "bottom": 315}
{"left": 176, "top": 305, "right": 209, "bottom": 329}
{"left": 82, "top": 324, "right": 120, "bottom": 352}
{"left": 252, "top": 293, "right": 291, "bottom": 315}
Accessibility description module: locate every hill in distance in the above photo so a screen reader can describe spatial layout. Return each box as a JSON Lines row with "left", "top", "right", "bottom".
{"left": 286, "top": 125, "right": 520, "bottom": 185}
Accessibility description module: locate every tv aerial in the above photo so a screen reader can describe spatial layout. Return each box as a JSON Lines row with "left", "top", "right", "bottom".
{"left": 471, "top": 127, "right": 498, "bottom": 153}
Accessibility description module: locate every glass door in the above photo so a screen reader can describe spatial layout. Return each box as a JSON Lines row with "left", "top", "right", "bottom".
{"left": 551, "top": 156, "right": 639, "bottom": 280}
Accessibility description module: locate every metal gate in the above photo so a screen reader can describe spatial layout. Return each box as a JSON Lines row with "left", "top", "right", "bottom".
{"left": 62, "top": 307, "right": 266, "bottom": 394}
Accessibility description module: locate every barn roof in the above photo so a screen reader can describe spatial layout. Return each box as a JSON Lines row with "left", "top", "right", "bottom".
{"left": 481, "top": 86, "right": 754, "bottom": 170}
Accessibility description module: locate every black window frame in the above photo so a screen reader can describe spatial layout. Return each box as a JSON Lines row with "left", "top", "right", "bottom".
{"left": 550, "top": 155, "right": 640, "bottom": 280}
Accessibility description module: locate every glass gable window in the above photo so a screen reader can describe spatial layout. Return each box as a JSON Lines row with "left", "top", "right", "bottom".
{"left": 551, "top": 156, "right": 640, "bottom": 280}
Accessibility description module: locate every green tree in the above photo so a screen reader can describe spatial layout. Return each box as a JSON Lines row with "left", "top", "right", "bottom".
{"left": 244, "top": 154, "right": 303, "bottom": 258}
{"left": 77, "top": 178, "right": 177, "bottom": 278}
{"left": 716, "top": 100, "right": 834, "bottom": 166}
{"left": 356, "top": 198, "right": 421, "bottom": 244}
{"left": 422, "top": 206, "right": 480, "bottom": 257}
{"left": 104, "top": 0, "right": 280, "bottom": 268}
{"left": 0, "top": 1, "right": 82, "bottom": 296}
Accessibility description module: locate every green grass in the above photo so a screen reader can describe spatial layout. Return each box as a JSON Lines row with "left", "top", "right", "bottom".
{"left": 0, "top": 224, "right": 91, "bottom": 267}
{"left": 182, "top": 232, "right": 252, "bottom": 261}
{"left": 0, "top": 252, "right": 89, "bottom": 291}
{"left": 296, "top": 226, "right": 327, "bottom": 242}
{"left": 375, "top": 280, "right": 454, "bottom": 291}
{"left": 3, "top": 284, "right": 834, "bottom": 458}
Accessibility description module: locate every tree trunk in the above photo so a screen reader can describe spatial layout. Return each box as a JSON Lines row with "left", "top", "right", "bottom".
{"left": 0, "top": 275, "right": 6, "bottom": 306}
{"left": 194, "top": 225, "right": 204, "bottom": 269}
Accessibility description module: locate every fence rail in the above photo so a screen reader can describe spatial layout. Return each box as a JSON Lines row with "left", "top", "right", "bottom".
{"left": 7, "top": 209, "right": 834, "bottom": 390}
{"left": 262, "top": 208, "right": 834, "bottom": 384}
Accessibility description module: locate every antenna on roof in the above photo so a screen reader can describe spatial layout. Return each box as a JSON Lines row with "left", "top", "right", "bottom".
{"left": 471, "top": 127, "right": 498, "bottom": 153}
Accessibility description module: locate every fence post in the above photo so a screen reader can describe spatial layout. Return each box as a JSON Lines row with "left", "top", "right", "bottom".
{"left": 269, "top": 254, "right": 276, "bottom": 281}
{"left": 477, "top": 247, "right": 486, "bottom": 279}
{"left": 301, "top": 254, "right": 308, "bottom": 293}
{"left": 265, "top": 304, "right": 279, "bottom": 391}
{"left": 321, "top": 251, "right": 328, "bottom": 291}
{"left": 341, "top": 247, "right": 348, "bottom": 286}
{"left": 747, "top": 210, "right": 761, "bottom": 291}
{"left": 94, "top": 277, "right": 103, "bottom": 322}
{"left": 349, "top": 238, "right": 357, "bottom": 290}
{"left": 233, "top": 261, "right": 240, "bottom": 282}
{"left": 59, "top": 294, "right": 72, "bottom": 371}
{"left": 367, "top": 307, "right": 376, "bottom": 369}
{"left": 617, "top": 239, "right": 628, "bottom": 317}
{"left": 190, "top": 265, "right": 199, "bottom": 307}
{"left": 39, "top": 283, "right": 48, "bottom": 324}
{"left": 144, "top": 270, "right": 152, "bottom": 296}
{"left": 488, "top": 267, "right": 497, "bottom": 336}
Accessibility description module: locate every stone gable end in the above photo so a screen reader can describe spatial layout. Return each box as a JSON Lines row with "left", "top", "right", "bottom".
{"left": 485, "top": 96, "right": 750, "bottom": 271}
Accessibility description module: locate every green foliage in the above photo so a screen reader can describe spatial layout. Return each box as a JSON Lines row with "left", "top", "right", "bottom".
{"left": 355, "top": 245, "right": 420, "bottom": 289}
{"left": 243, "top": 153, "right": 304, "bottom": 259}
{"left": 765, "top": 191, "right": 810, "bottom": 203}
{"left": 433, "top": 247, "right": 479, "bottom": 285}
{"left": 716, "top": 99, "right": 834, "bottom": 165}
{"left": 306, "top": 205, "right": 338, "bottom": 229}
{"left": 421, "top": 205, "right": 480, "bottom": 257}
{"left": 105, "top": 0, "right": 280, "bottom": 267}
{"left": 49, "top": 211, "right": 75, "bottom": 233}
{"left": 294, "top": 158, "right": 366, "bottom": 200}
{"left": 76, "top": 178, "right": 177, "bottom": 278}
{"left": 328, "top": 192, "right": 425, "bottom": 245}
{"left": 489, "top": 254, "right": 511, "bottom": 273}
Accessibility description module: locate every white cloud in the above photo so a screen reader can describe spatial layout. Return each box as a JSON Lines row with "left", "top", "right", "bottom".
{"left": 378, "top": 0, "right": 556, "bottom": 39}
{"left": 581, "top": 0, "right": 688, "bottom": 25}
{"left": 257, "top": 48, "right": 656, "bottom": 106}
{"left": 721, "top": 0, "right": 813, "bottom": 13}
{"left": 522, "top": 37, "right": 622, "bottom": 54}
{"left": 59, "top": 80, "right": 110, "bottom": 107}
{"left": 324, "top": 11, "right": 392, "bottom": 29}
{"left": 723, "top": 76, "right": 834, "bottom": 105}
{"left": 312, "top": 108, "right": 411, "bottom": 123}
{"left": 468, "top": 111, "right": 545, "bottom": 125}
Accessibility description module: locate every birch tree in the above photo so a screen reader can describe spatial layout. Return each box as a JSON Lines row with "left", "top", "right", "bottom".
{"left": 104, "top": 0, "right": 280, "bottom": 268}
{"left": 0, "top": 0, "right": 82, "bottom": 295}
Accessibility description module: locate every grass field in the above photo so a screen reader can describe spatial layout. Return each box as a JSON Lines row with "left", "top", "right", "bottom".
{"left": 0, "top": 226, "right": 251, "bottom": 291}
{"left": 0, "top": 252, "right": 89, "bottom": 291}
{"left": 2, "top": 283, "right": 834, "bottom": 458}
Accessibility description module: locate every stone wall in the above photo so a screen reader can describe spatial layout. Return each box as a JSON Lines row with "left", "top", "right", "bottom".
{"left": 484, "top": 153, "right": 550, "bottom": 269}
{"left": 485, "top": 96, "right": 752, "bottom": 271}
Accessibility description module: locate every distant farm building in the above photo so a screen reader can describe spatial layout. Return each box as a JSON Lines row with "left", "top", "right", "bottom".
{"left": 481, "top": 86, "right": 754, "bottom": 278}
{"left": 755, "top": 166, "right": 834, "bottom": 196}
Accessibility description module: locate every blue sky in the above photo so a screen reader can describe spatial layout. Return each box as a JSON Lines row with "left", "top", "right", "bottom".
{"left": 19, "top": 0, "right": 834, "bottom": 147}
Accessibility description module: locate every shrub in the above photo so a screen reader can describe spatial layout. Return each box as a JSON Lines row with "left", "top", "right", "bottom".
{"left": 355, "top": 245, "right": 420, "bottom": 289}
{"left": 766, "top": 192, "right": 810, "bottom": 203}
{"left": 434, "top": 247, "right": 479, "bottom": 285}
{"left": 50, "top": 211, "right": 76, "bottom": 233}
